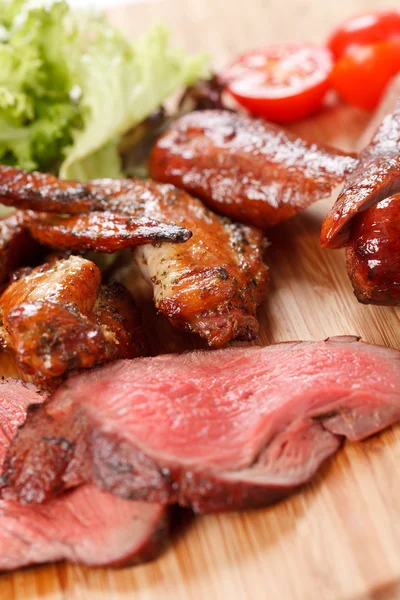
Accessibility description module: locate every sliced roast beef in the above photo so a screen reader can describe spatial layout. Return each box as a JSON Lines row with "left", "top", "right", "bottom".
{"left": 2, "top": 337, "right": 400, "bottom": 513}
{"left": 0, "top": 378, "right": 168, "bottom": 570}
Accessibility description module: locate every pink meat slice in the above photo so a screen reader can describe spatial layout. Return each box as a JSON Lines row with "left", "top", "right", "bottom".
{"left": 0, "top": 379, "right": 167, "bottom": 570}
{"left": 2, "top": 337, "right": 400, "bottom": 513}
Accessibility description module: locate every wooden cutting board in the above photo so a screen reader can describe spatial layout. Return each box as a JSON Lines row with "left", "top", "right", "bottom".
{"left": 2, "top": 0, "right": 400, "bottom": 598}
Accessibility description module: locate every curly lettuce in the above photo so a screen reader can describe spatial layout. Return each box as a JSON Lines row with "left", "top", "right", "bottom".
{"left": 0, "top": 0, "right": 208, "bottom": 180}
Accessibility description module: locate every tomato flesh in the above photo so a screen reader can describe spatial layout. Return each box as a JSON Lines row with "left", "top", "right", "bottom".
{"left": 222, "top": 43, "right": 333, "bottom": 123}
{"left": 328, "top": 10, "right": 400, "bottom": 59}
{"left": 331, "top": 40, "right": 400, "bottom": 110}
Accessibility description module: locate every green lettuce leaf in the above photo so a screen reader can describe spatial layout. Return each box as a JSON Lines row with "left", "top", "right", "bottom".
{"left": 60, "top": 23, "right": 208, "bottom": 180}
{"left": 0, "top": 1, "right": 208, "bottom": 180}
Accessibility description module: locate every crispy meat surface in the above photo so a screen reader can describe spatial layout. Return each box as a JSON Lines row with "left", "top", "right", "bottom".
{"left": 148, "top": 109, "right": 357, "bottom": 229}
{"left": 346, "top": 195, "right": 400, "bottom": 305}
{"left": 321, "top": 98, "right": 400, "bottom": 248}
{"left": 0, "top": 167, "right": 192, "bottom": 244}
{"left": 131, "top": 184, "right": 268, "bottom": 347}
{"left": 29, "top": 211, "right": 190, "bottom": 252}
{"left": 0, "top": 211, "right": 39, "bottom": 284}
{"left": 0, "top": 256, "right": 147, "bottom": 383}
{"left": 0, "top": 168, "right": 267, "bottom": 346}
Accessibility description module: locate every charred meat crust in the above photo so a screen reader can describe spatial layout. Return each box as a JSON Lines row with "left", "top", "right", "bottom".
{"left": 0, "top": 167, "right": 192, "bottom": 244}
{"left": 149, "top": 109, "right": 357, "bottom": 229}
{"left": 29, "top": 211, "right": 192, "bottom": 251}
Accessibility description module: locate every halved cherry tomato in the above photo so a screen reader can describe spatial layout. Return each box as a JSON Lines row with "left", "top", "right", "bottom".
{"left": 328, "top": 11, "right": 400, "bottom": 59}
{"left": 222, "top": 43, "right": 333, "bottom": 123}
{"left": 331, "top": 40, "right": 400, "bottom": 110}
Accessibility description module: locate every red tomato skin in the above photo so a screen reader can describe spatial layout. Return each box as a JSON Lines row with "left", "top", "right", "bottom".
{"left": 328, "top": 10, "right": 400, "bottom": 59}
{"left": 228, "top": 78, "right": 330, "bottom": 123}
{"left": 223, "top": 43, "right": 333, "bottom": 124}
{"left": 330, "top": 40, "right": 400, "bottom": 111}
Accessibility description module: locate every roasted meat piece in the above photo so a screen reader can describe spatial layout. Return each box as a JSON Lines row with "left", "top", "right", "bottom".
{"left": 0, "top": 256, "right": 147, "bottom": 383}
{"left": 148, "top": 109, "right": 357, "bottom": 229}
{"left": 3, "top": 337, "right": 400, "bottom": 512}
{"left": 0, "top": 167, "right": 268, "bottom": 346}
{"left": 321, "top": 77, "right": 400, "bottom": 305}
{"left": 0, "top": 211, "right": 40, "bottom": 284}
{"left": 131, "top": 190, "right": 268, "bottom": 347}
{"left": 29, "top": 210, "right": 190, "bottom": 252}
{"left": 0, "top": 378, "right": 168, "bottom": 570}
{"left": 346, "top": 194, "right": 400, "bottom": 305}
{"left": 321, "top": 97, "right": 400, "bottom": 249}
{"left": 0, "top": 166, "right": 192, "bottom": 245}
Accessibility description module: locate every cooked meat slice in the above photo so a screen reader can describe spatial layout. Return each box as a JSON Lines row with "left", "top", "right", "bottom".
{"left": 148, "top": 110, "right": 357, "bottom": 229}
{"left": 321, "top": 98, "right": 400, "bottom": 248}
{"left": 1, "top": 486, "right": 168, "bottom": 570}
{"left": 0, "top": 378, "right": 167, "bottom": 570}
{"left": 0, "top": 211, "right": 39, "bottom": 284}
{"left": 0, "top": 256, "right": 146, "bottom": 382}
{"left": 346, "top": 195, "right": 400, "bottom": 305}
{"left": 132, "top": 189, "right": 268, "bottom": 347}
{"left": 3, "top": 337, "right": 400, "bottom": 512}
{"left": 0, "top": 379, "right": 47, "bottom": 456}
{"left": 0, "top": 166, "right": 191, "bottom": 243}
{"left": 29, "top": 211, "right": 191, "bottom": 252}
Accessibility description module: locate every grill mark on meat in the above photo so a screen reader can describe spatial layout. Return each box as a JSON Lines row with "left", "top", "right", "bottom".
{"left": 2, "top": 337, "right": 400, "bottom": 513}
{"left": 149, "top": 109, "right": 357, "bottom": 230}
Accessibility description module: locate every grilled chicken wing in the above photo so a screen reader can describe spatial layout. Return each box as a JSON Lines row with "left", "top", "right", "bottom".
{"left": 0, "top": 256, "right": 147, "bottom": 383}
{"left": 148, "top": 110, "right": 357, "bottom": 229}
{"left": 0, "top": 167, "right": 268, "bottom": 346}
{"left": 131, "top": 185, "right": 268, "bottom": 347}
{"left": 29, "top": 211, "right": 190, "bottom": 252}
{"left": 321, "top": 98, "right": 400, "bottom": 249}
{"left": 0, "top": 167, "right": 191, "bottom": 245}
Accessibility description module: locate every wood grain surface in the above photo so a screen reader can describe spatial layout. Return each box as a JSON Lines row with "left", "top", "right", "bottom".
{"left": 2, "top": 1, "right": 400, "bottom": 599}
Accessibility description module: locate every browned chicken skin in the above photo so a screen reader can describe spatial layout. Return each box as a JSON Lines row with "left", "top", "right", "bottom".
{"left": 0, "top": 256, "right": 147, "bottom": 384}
{"left": 0, "top": 167, "right": 268, "bottom": 347}
{"left": 321, "top": 98, "right": 400, "bottom": 249}
{"left": 149, "top": 109, "right": 357, "bottom": 229}
{"left": 0, "top": 211, "right": 40, "bottom": 285}
{"left": 131, "top": 185, "right": 268, "bottom": 347}
{"left": 29, "top": 211, "right": 190, "bottom": 252}
{"left": 0, "top": 167, "right": 192, "bottom": 246}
